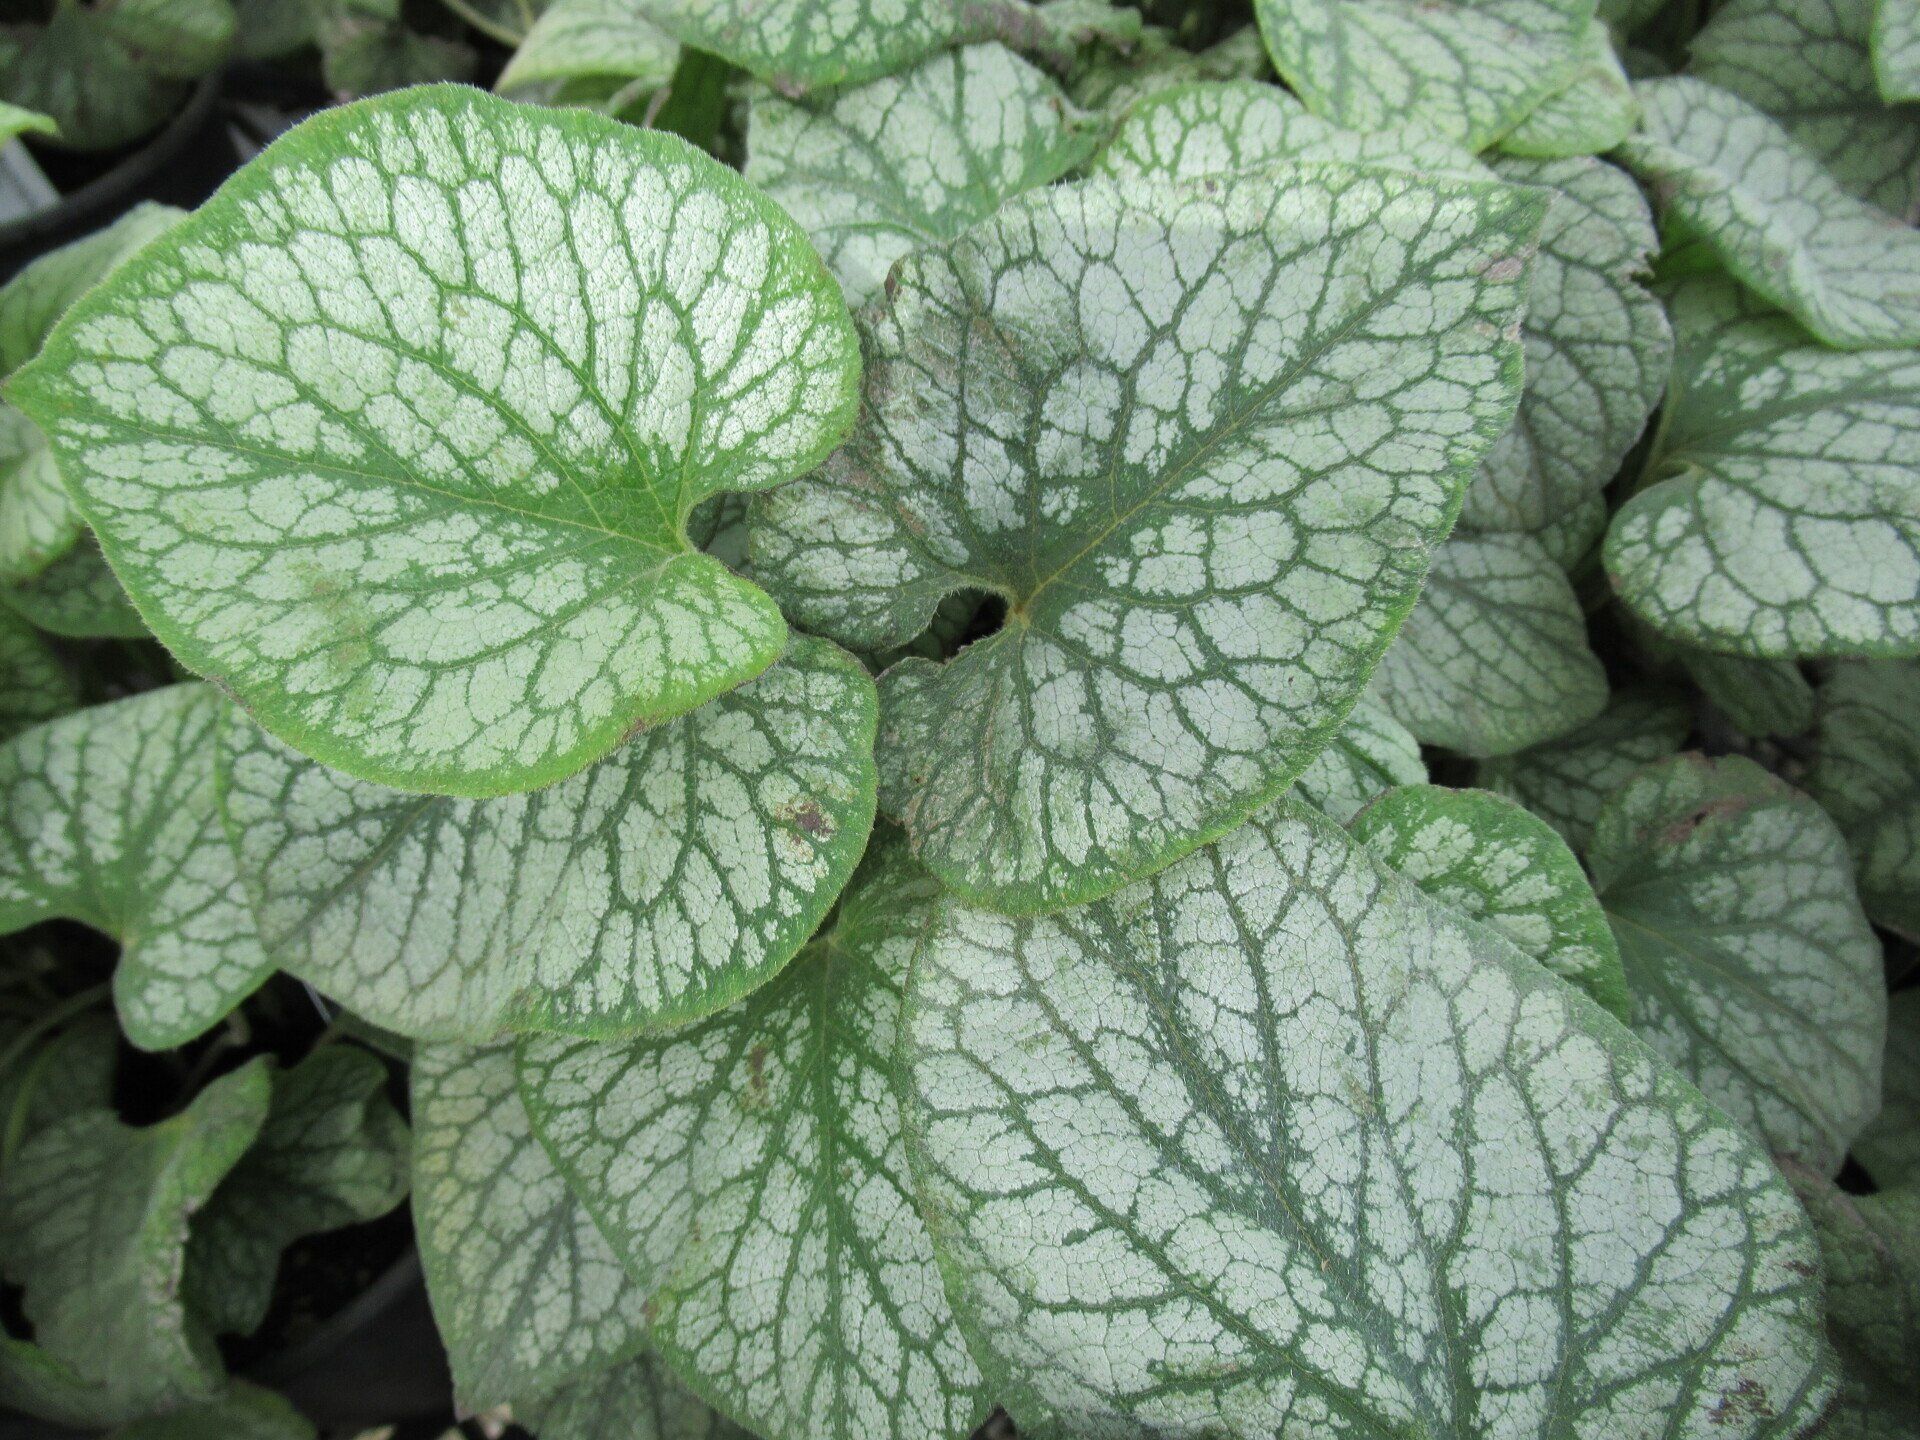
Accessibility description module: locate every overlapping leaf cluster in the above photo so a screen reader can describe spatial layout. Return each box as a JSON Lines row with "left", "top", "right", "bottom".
{"left": 0, "top": 0, "right": 1916, "bottom": 1435}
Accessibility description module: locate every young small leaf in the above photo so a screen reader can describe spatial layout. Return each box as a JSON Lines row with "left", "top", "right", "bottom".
{"left": 1249, "top": 0, "right": 1594, "bottom": 148}
{"left": 184, "top": 1046, "right": 410, "bottom": 1337}
{"left": 1475, "top": 683, "right": 1691, "bottom": 848}
{"left": 1370, "top": 532, "right": 1608, "bottom": 756}
{"left": 754, "top": 168, "right": 1543, "bottom": 912}
{"left": 1607, "top": 275, "right": 1920, "bottom": 657}
{"left": 0, "top": 0, "right": 232, "bottom": 150}
{"left": 1692, "top": 0, "right": 1920, "bottom": 216}
{"left": 518, "top": 836, "right": 988, "bottom": 1440}
{"left": 10, "top": 85, "right": 862, "bottom": 797}
{"left": 1804, "top": 659, "right": 1920, "bottom": 938}
{"left": 493, "top": 0, "right": 678, "bottom": 102}
{"left": 902, "top": 799, "right": 1837, "bottom": 1437}
{"left": 1587, "top": 753, "right": 1886, "bottom": 1174}
{"left": 410, "top": 1043, "right": 648, "bottom": 1409}
{"left": 0, "top": 684, "right": 271, "bottom": 1050}
{"left": 1615, "top": 76, "right": 1920, "bottom": 349}
{"left": 746, "top": 43, "right": 1101, "bottom": 308}
{"left": 1351, "top": 782, "right": 1631, "bottom": 1018}
{"left": 0, "top": 1061, "right": 270, "bottom": 1426}
{"left": 220, "top": 635, "right": 875, "bottom": 1041}
{"left": 516, "top": 1352, "right": 750, "bottom": 1440}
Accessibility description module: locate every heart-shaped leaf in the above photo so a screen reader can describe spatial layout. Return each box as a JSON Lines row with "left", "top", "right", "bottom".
{"left": 220, "top": 633, "right": 875, "bottom": 1042}
{"left": 1475, "top": 683, "right": 1691, "bottom": 848}
{"left": 1104, "top": 97, "right": 1670, "bottom": 571}
{"left": 183, "top": 1046, "right": 410, "bottom": 1338}
{"left": 746, "top": 43, "right": 1101, "bottom": 309}
{"left": 1615, "top": 76, "right": 1920, "bottom": 349}
{"left": 1804, "top": 659, "right": 1920, "bottom": 938}
{"left": 901, "top": 798, "right": 1836, "bottom": 1437}
{"left": 0, "top": 1060, "right": 269, "bottom": 1427}
{"left": 1249, "top": 0, "right": 1595, "bottom": 148}
{"left": 1692, "top": 0, "right": 1920, "bottom": 217}
{"left": 518, "top": 834, "right": 988, "bottom": 1440}
{"left": 0, "top": 684, "right": 271, "bottom": 1050}
{"left": 753, "top": 167, "right": 1543, "bottom": 912}
{"left": 1606, "top": 275, "right": 1920, "bottom": 657}
{"left": 410, "top": 1043, "right": 648, "bottom": 1410}
{"left": 10, "top": 85, "right": 862, "bottom": 797}
{"left": 1351, "top": 782, "right": 1630, "bottom": 1018}
{"left": 1371, "top": 532, "right": 1608, "bottom": 755}
{"left": 1586, "top": 753, "right": 1886, "bottom": 1174}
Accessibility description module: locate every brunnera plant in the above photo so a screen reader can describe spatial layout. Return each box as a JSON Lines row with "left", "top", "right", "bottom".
{"left": 0, "top": 0, "right": 1913, "bottom": 1437}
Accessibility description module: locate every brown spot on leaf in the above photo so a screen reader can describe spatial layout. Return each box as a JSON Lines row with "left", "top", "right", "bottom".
{"left": 1481, "top": 255, "right": 1527, "bottom": 283}
{"left": 1660, "top": 795, "right": 1750, "bottom": 847}
{"left": 781, "top": 800, "right": 832, "bottom": 839}
{"left": 1709, "top": 1379, "right": 1774, "bottom": 1426}
{"left": 747, "top": 1044, "right": 769, "bottom": 1101}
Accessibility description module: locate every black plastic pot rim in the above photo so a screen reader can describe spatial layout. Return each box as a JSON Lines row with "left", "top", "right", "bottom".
{"left": 0, "top": 71, "right": 224, "bottom": 253}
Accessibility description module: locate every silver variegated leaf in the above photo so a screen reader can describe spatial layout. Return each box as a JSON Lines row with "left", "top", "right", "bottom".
{"left": 902, "top": 798, "right": 1837, "bottom": 1438}
{"left": 746, "top": 43, "right": 1100, "bottom": 308}
{"left": 11, "top": 86, "right": 862, "bottom": 797}
{"left": 1351, "top": 782, "right": 1630, "bottom": 1018}
{"left": 1606, "top": 275, "right": 1920, "bottom": 657}
{"left": 0, "top": 684, "right": 271, "bottom": 1050}
{"left": 753, "top": 167, "right": 1542, "bottom": 912}
{"left": 518, "top": 836, "right": 987, "bottom": 1440}
{"left": 1370, "top": 532, "right": 1608, "bottom": 756}
{"left": 1615, "top": 76, "right": 1920, "bottom": 349}
{"left": 1475, "top": 683, "right": 1691, "bottom": 849}
{"left": 219, "top": 635, "right": 876, "bottom": 1042}
{"left": 1587, "top": 753, "right": 1886, "bottom": 1175}
{"left": 1692, "top": 0, "right": 1920, "bottom": 217}
{"left": 1248, "top": 0, "right": 1595, "bottom": 148}
{"left": 410, "top": 1043, "right": 648, "bottom": 1409}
